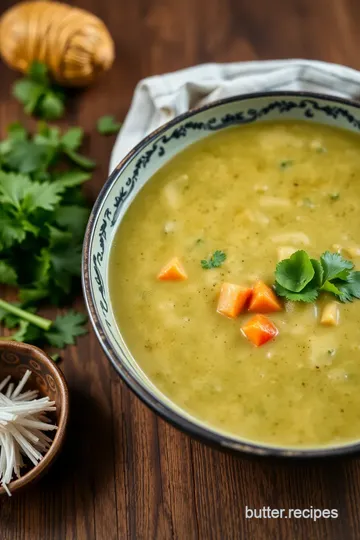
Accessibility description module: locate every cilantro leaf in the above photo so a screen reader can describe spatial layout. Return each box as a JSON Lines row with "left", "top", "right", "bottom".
{"left": 19, "top": 288, "right": 50, "bottom": 305}
{"left": 0, "top": 207, "right": 26, "bottom": 249}
{"left": 97, "top": 115, "right": 122, "bottom": 135}
{"left": 38, "top": 92, "right": 65, "bottom": 120}
{"left": 201, "top": 250, "right": 226, "bottom": 269}
{"left": 22, "top": 181, "right": 64, "bottom": 213}
{"left": 0, "top": 260, "right": 17, "bottom": 285}
{"left": 61, "top": 127, "right": 84, "bottom": 151}
{"left": 13, "top": 79, "right": 44, "bottom": 113}
{"left": 0, "top": 172, "right": 32, "bottom": 209}
{"left": 275, "top": 282, "right": 319, "bottom": 302}
{"left": 7, "top": 122, "right": 27, "bottom": 141}
{"left": 28, "top": 61, "right": 49, "bottom": 84}
{"left": 54, "top": 205, "right": 90, "bottom": 241}
{"left": 275, "top": 250, "right": 315, "bottom": 292}
{"left": 309, "top": 259, "right": 324, "bottom": 288}
{"left": 53, "top": 170, "right": 91, "bottom": 188}
{"left": 46, "top": 311, "right": 88, "bottom": 348}
{"left": 49, "top": 244, "right": 82, "bottom": 293}
{"left": 274, "top": 249, "right": 360, "bottom": 304}
{"left": 10, "top": 320, "right": 44, "bottom": 344}
{"left": 13, "top": 62, "right": 65, "bottom": 120}
{"left": 3, "top": 139, "right": 50, "bottom": 174}
{"left": 64, "top": 149, "right": 96, "bottom": 170}
{"left": 335, "top": 272, "right": 360, "bottom": 302}
{"left": 47, "top": 225, "right": 72, "bottom": 248}
{"left": 320, "top": 251, "right": 353, "bottom": 282}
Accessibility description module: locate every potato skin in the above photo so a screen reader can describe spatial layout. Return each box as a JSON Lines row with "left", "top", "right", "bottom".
{"left": 0, "top": 1, "right": 115, "bottom": 86}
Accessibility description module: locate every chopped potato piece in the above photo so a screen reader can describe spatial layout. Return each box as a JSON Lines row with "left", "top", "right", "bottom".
{"left": 271, "top": 232, "right": 310, "bottom": 246}
{"left": 157, "top": 257, "right": 188, "bottom": 281}
{"left": 342, "top": 246, "right": 360, "bottom": 259}
{"left": 277, "top": 246, "right": 297, "bottom": 261}
{"left": 320, "top": 302, "right": 340, "bottom": 326}
{"left": 259, "top": 196, "right": 291, "bottom": 208}
{"left": 217, "top": 283, "right": 252, "bottom": 319}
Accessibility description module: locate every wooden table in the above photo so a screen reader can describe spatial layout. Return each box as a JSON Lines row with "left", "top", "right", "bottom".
{"left": 1, "top": 0, "right": 360, "bottom": 538}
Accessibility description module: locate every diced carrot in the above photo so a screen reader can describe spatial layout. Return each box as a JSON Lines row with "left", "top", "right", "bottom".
{"left": 217, "top": 283, "right": 253, "bottom": 319}
{"left": 241, "top": 314, "right": 279, "bottom": 347}
{"left": 157, "top": 257, "right": 188, "bottom": 281}
{"left": 248, "top": 280, "right": 282, "bottom": 313}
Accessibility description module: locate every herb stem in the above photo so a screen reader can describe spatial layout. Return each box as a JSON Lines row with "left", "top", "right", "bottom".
{"left": 0, "top": 299, "right": 52, "bottom": 331}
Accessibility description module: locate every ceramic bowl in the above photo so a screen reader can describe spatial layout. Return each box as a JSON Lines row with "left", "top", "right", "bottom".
{"left": 83, "top": 91, "right": 360, "bottom": 458}
{"left": 0, "top": 341, "right": 69, "bottom": 495}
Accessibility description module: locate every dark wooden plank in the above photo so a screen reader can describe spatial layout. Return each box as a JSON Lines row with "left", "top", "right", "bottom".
{"left": 1, "top": 0, "right": 360, "bottom": 538}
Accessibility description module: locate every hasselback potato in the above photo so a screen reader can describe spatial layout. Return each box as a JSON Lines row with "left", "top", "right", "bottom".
{"left": 0, "top": 1, "right": 115, "bottom": 86}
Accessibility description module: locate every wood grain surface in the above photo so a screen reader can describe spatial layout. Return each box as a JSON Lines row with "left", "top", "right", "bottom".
{"left": 0, "top": 0, "right": 359, "bottom": 538}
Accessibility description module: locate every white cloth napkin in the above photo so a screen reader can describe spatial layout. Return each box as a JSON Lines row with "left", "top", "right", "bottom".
{"left": 110, "top": 59, "right": 360, "bottom": 172}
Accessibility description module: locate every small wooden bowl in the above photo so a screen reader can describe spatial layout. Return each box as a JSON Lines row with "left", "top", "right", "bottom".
{"left": 0, "top": 341, "right": 69, "bottom": 495}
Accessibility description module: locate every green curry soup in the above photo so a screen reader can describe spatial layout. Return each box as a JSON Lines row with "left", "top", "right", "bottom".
{"left": 109, "top": 121, "right": 360, "bottom": 448}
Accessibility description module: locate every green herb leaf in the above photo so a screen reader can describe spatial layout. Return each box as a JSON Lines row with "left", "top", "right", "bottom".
{"left": 329, "top": 193, "right": 340, "bottom": 201}
{"left": 335, "top": 271, "right": 360, "bottom": 302}
{"left": 28, "top": 61, "right": 49, "bottom": 84}
{"left": 201, "top": 250, "right": 226, "bottom": 269}
{"left": 46, "top": 311, "right": 87, "bottom": 348}
{"left": 61, "top": 127, "right": 84, "bottom": 151}
{"left": 64, "top": 149, "right": 96, "bottom": 170}
{"left": 4, "top": 139, "right": 50, "bottom": 174}
{"left": 274, "top": 249, "right": 360, "bottom": 304}
{"left": 275, "top": 250, "right": 315, "bottom": 292}
{"left": 0, "top": 207, "right": 26, "bottom": 249}
{"left": 39, "top": 92, "right": 65, "bottom": 120}
{"left": 275, "top": 282, "right": 319, "bottom": 302}
{"left": 0, "top": 260, "right": 17, "bottom": 285}
{"left": 53, "top": 170, "right": 91, "bottom": 188}
{"left": 7, "top": 122, "right": 28, "bottom": 141}
{"left": 320, "top": 251, "right": 353, "bottom": 282}
{"left": 54, "top": 205, "right": 90, "bottom": 241}
{"left": 22, "top": 181, "right": 64, "bottom": 213}
{"left": 13, "top": 79, "right": 44, "bottom": 113}
{"left": 97, "top": 115, "right": 122, "bottom": 135}
{"left": 0, "top": 172, "right": 32, "bottom": 209}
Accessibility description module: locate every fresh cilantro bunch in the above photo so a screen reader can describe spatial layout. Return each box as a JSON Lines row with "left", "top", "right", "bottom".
{"left": 201, "top": 250, "right": 227, "bottom": 269}
{"left": 13, "top": 62, "right": 66, "bottom": 121}
{"left": 0, "top": 119, "right": 94, "bottom": 351}
{"left": 0, "top": 121, "right": 94, "bottom": 304}
{"left": 275, "top": 250, "right": 360, "bottom": 302}
{"left": 0, "top": 60, "right": 122, "bottom": 354}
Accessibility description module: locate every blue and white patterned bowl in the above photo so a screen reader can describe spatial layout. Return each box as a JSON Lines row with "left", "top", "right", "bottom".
{"left": 82, "top": 91, "right": 360, "bottom": 458}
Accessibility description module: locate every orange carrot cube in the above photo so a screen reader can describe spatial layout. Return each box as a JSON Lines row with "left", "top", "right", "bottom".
{"left": 217, "top": 283, "right": 252, "bottom": 319}
{"left": 248, "top": 280, "right": 282, "bottom": 313}
{"left": 241, "top": 314, "right": 279, "bottom": 347}
{"left": 157, "top": 257, "right": 188, "bottom": 281}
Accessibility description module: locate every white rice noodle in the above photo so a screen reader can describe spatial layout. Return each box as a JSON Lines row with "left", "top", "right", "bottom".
{"left": 0, "top": 370, "right": 57, "bottom": 496}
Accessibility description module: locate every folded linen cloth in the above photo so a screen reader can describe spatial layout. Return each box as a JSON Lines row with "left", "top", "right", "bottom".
{"left": 110, "top": 59, "right": 360, "bottom": 173}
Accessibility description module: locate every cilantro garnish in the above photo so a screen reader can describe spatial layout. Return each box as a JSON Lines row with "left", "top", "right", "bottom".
{"left": 13, "top": 62, "right": 65, "bottom": 120}
{"left": 275, "top": 250, "right": 360, "bottom": 303}
{"left": 201, "top": 250, "right": 226, "bottom": 269}
{"left": 97, "top": 115, "right": 122, "bottom": 135}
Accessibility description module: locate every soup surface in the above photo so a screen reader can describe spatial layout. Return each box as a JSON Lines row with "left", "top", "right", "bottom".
{"left": 109, "top": 121, "right": 360, "bottom": 448}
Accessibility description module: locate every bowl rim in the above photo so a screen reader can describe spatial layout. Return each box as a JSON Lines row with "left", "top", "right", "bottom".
{"left": 83, "top": 90, "right": 360, "bottom": 458}
{"left": 0, "top": 341, "right": 69, "bottom": 495}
